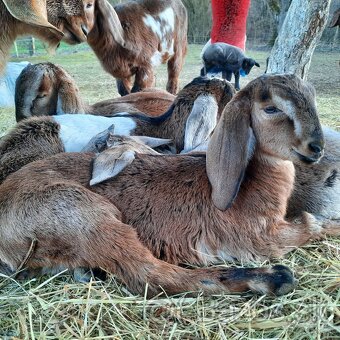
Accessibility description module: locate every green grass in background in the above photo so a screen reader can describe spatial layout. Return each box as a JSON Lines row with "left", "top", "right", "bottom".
{"left": 1, "top": 44, "right": 339, "bottom": 137}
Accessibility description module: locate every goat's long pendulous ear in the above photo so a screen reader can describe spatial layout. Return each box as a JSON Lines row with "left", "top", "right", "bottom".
{"left": 183, "top": 94, "right": 218, "bottom": 153}
{"left": 206, "top": 96, "right": 251, "bottom": 211}
{"left": 3, "top": 0, "right": 63, "bottom": 38}
{"left": 94, "top": 0, "right": 126, "bottom": 48}
{"left": 131, "top": 136, "right": 173, "bottom": 149}
{"left": 90, "top": 149, "right": 135, "bottom": 186}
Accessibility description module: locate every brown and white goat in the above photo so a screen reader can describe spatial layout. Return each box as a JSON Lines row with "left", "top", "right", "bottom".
{"left": 87, "top": 0, "right": 188, "bottom": 95}
{"left": 0, "top": 0, "right": 96, "bottom": 74}
{"left": 0, "top": 74, "right": 338, "bottom": 297}
{"left": 15, "top": 62, "right": 174, "bottom": 121}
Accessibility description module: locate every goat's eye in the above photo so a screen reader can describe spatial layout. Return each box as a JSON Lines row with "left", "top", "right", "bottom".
{"left": 86, "top": 2, "right": 93, "bottom": 8}
{"left": 264, "top": 106, "right": 282, "bottom": 114}
{"left": 36, "top": 94, "right": 47, "bottom": 99}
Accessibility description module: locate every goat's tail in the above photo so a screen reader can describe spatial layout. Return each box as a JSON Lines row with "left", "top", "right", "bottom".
{"left": 111, "top": 103, "right": 175, "bottom": 126}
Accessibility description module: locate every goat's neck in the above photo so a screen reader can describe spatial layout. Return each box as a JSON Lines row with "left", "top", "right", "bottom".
{"left": 240, "top": 149, "right": 295, "bottom": 217}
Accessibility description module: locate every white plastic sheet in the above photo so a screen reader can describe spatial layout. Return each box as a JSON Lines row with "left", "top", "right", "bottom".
{"left": 0, "top": 61, "right": 30, "bottom": 107}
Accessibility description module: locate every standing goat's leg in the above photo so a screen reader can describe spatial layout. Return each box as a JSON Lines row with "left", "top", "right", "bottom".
{"left": 234, "top": 71, "right": 241, "bottom": 90}
{"left": 166, "top": 51, "right": 185, "bottom": 94}
{"left": 267, "top": 212, "right": 340, "bottom": 257}
{"left": 0, "top": 181, "right": 296, "bottom": 296}
{"left": 223, "top": 70, "right": 232, "bottom": 82}
{"left": 131, "top": 68, "right": 155, "bottom": 93}
{"left": 116, "top": 77, "right": 133, "bottom": 96}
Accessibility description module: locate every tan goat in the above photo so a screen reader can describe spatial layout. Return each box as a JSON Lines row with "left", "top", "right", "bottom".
{"left": 1, "top": 74, "right": 338, "bottom": 296}
{"left": 87, "top": 0, "right": 188, "bottom": 95}
{"left": 0, "top": 0, "right": 98, "bottom": 74}
{"left": 15, "top": 62, "right": 174, "bottom": 121}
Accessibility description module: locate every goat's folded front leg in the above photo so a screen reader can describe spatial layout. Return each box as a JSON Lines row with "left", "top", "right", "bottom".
{"left": 268, "top": 212, "right": 339, "bottom": 257}
{"left": 132, "top": 68, "right": 155, "bottom": 93}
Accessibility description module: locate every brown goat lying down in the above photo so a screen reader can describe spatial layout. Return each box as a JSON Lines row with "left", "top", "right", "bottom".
{"left": 15, "top": 62, "right": 175, "bottom": 121}
{"left": 0, "top": 0, "right": 97, "bottom": 74}
{"left": 1, "top": 74, "right": 339, "bottom": 296}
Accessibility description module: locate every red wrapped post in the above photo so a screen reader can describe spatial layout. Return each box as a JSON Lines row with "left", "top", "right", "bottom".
{"left": 210, "top": 0, "right": 251, "bottom": 50}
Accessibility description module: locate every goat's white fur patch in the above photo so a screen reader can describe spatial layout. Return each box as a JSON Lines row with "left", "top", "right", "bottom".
{"left": 143, "top": 8, "right": 175, "bottom": 66}
{"left": 54, "top": 114, "right": 136, "bottom": 152}
{"left": 196, "top": 241, "right": 236, "bottom": 265}
{"left": 272, "top": 95, "right": 302, "bottom": 137}
{"left": 150, "top": 52, "right": 163, "bottom": 67}
{"left": 56, "top": 96, "right": 65, "bottom": 115}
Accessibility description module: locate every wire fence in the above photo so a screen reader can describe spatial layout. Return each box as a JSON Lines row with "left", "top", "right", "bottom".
{"left": 10, "top": 29, "right": 339, "bottom": 60}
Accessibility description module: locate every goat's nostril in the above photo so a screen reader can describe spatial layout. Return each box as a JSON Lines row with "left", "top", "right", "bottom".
{"left": 81, "top": 25, "right": 89, "bottom": 37}
{"left": 308, "top": 142, "right": 323, "bottom": 154}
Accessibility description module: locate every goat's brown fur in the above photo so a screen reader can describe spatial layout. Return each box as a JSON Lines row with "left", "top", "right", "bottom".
{"left": 87, "top": 0, "right": 188, "bottom": 95}
{"left": 0, "top": 117, "right": 63, "bottom": 184}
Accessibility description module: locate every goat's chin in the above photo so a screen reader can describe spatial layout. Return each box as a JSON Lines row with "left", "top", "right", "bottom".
{"left": 292, "top": 149, "right": 322, "bottom": 165}
{"left": 62, "top": 32, "right": 82, "bottom": 45}
{"left": 61, "top": 27, "right": 87, "bottom": 45}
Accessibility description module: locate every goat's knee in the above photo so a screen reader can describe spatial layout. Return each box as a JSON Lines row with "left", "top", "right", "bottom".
{"left": 132, "top": 69, "right": 154, "bottom": 93}
{"left": 116, "top": 79, "right": 131, "bottom": 96}
{"left": 167, "top": 56, "right": 184, "bottom": 94}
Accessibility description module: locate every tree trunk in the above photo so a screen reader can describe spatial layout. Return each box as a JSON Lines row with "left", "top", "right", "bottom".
{"left": 277, "top": 0, "right": 292, "bottom": 33}
{"left": 267, "top": 0, "right": 331, "bottom": 79}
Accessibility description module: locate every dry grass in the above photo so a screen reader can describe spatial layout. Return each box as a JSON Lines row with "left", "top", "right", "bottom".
{"left": 0, "top": 45, "right": 339, "bottom": 339}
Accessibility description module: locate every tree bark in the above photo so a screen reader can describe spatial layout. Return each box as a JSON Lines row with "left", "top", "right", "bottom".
{"left": 267, "top": 0, "right": 331, "bottom": 79}
{"left": 277, "top": 0, "right": 292, "bottom": 33}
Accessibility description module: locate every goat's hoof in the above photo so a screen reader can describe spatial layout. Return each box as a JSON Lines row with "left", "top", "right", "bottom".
{"left": 247, "top": 265, "right": 298, "bottom": 296}
{"left": 73, "top": 268, "right": 93, "bottom": 283}
{"left": 73, "top": 267, "right": 107, "bottom": 283}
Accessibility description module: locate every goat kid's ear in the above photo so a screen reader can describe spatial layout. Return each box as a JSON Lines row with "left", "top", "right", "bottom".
{"left": 183, "top": 94, "right": 218, "bottom": 153}
{"left": 90, "top": 150, "right": 135, "bottom": 186}
{"left": 3, "top": 0, "right": 63, "bottom": 39}
{"left": 206, "top": 97, "right": 251, "bottom": 211}
{"left": 131, "top": 136, "right": 173, "bottom": 149}
{"left": 94, "top": 0, "right": 126, "bottom": 48}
